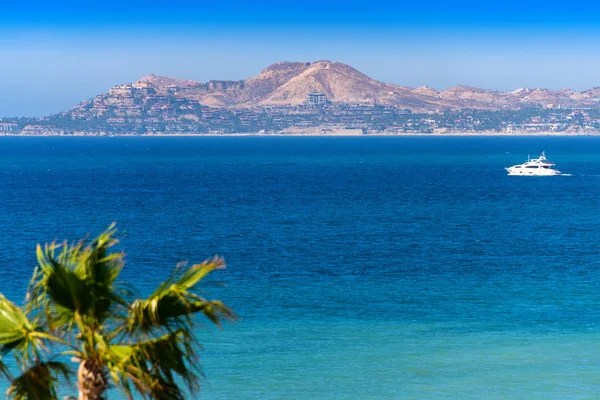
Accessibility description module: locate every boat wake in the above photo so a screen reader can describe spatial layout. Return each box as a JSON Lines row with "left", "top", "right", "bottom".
{"left": 567, "top": 174, "right": 600, "bottom": 177}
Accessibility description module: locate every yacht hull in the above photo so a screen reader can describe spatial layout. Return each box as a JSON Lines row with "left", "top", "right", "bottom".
{"left": 505, "top": 167, "right": 561, "bottom": 176}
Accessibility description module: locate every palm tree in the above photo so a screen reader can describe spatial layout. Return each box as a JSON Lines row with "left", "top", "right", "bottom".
{"left": 0, "top": 224, "right": 236, "bottom": 399}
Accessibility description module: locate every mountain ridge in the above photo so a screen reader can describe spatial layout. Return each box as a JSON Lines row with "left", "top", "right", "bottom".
{"left": 80, "top": 60, "right": 600, "bottom": 113}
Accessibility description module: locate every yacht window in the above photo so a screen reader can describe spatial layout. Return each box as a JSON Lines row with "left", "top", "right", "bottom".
{"left": 525, "top": 166, "right": 538, "bottom": 168}
{"left": 515, "top": 166, "right": 521, "bottom": 168}
{"left": 542, "top": 166, "right": 549, "bottom": 169}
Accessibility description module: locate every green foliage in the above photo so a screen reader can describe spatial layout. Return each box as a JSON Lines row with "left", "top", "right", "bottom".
{"left": 7, "top": 362, "right": 70, "bottom": 400}
{"left": 0, "top": 224, "right": 235, "bottom": 399}
{"left": 126, "top": 260, "right": 235, "bottom": 332}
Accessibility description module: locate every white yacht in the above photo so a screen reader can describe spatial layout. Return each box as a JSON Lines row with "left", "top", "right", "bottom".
{"left": 505, "top": 152, "right": 561, "bottom": 176}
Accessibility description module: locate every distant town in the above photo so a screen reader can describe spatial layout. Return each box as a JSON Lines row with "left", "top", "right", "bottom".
{"left": 3, "top": 61, "right": 600, "bottom": 136}
{"left": 2, "top": 91, "right": 600, "bottom": 136}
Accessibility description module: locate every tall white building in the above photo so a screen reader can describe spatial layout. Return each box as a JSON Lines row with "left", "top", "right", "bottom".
{"left": 306, "top": 93, "right": 327, "bottom": 105}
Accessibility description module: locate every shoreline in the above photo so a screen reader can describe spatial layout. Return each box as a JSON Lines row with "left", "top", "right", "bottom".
{"left": 1, "top": 131, "right": 599, "bottom": 137}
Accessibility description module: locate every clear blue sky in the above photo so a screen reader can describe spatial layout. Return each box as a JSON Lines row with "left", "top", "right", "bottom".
{"left": 2, "top": 0, "right": 600, "bottom": 116}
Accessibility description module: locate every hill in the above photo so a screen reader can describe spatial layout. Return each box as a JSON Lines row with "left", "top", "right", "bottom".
{"left": 102, "top": 60, "right": 600, "bottom": 112}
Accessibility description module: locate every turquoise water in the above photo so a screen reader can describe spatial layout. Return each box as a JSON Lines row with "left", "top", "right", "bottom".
{"left": 2, "top": 136, "right": 600, "bottom": 398}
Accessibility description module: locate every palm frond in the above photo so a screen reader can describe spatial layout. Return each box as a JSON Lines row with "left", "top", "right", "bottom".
{"left": 109, "top": 330, "right": 201, "bottom": 399}
{"left": 0, "top": 294, "right": 44, "bottom": 360}
{"left": 125, "top": 258, "right": 236, "bottom": 333}
{"left": 33, "top": 224, "right": 126, "bottom": 330}
{"left": 45, "top": 254, "right": 93, "bottom": 318}
{"left": 0, "top": 355, "right": 10, "bottom": 380}
{"left": 6, "top": 361, "right": 71, "bottom": 400}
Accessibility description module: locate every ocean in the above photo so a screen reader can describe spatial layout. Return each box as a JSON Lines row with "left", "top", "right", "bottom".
{"left": 2, "top": 136, "right": 600, "bottom": 399}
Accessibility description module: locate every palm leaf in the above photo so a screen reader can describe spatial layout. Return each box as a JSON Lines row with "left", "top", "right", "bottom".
{"left": 34, "top": 224, "right": 126, "bottom": 330}
{"left": 0, "top": 294, "right": 43, "bottom": 359}
{"left": 7, "top": 361, "right": 71, "bottom": 400}
{"left": 109, "top": 330, "right": 200, "bottom": 399}
{"left": 125, "top": 258, "right": 236, "bottom": 333}
{"left": 74, "top": 223, "right": 125, "bottom": 322}
{"left": 0, "top": 355, "right": 10, "bottom": 380}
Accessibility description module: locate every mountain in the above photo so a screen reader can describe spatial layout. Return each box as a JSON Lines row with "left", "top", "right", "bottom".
{"left": 127, "top": 61, "right": 474, "bottom": 111}
{"left": 77, "top": 60, "right": 600, "bottom": 113}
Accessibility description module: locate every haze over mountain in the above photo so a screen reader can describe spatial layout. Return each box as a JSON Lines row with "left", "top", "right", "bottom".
{"left": 108, "top": 60, "right": 600, "bottom": 113}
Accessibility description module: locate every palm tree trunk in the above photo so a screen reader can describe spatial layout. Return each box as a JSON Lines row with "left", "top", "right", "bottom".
{"left": 77, "top": 360, "right": 107, "bottom": 400}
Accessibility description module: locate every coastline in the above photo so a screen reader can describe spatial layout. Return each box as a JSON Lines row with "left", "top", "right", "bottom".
{"left": 1, "top": 131, "right": 599, "bottom": 137}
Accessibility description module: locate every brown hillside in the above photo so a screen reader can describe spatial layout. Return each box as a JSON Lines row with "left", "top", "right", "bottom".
{"left": 115, "top": 61, "right": 600, "bottom": 111}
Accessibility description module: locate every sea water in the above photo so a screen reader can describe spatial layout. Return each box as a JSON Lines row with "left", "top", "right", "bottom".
{"left": 1, "top": 136, "right": 600, "bottom": 398}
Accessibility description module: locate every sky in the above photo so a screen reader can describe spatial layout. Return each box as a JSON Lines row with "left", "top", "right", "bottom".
{"left": 2, "top": 0, "right": 600, "bottom": 116}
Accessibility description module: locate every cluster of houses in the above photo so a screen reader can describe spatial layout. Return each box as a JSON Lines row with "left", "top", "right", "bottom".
{"left": 504, "top": 110, "right": 600, "bottom": 133}
{"left": 0, "top": 122, "right": 18, "bottom": 133}
{"left": 6, "top": 86, "right": 600, "bottom": 135}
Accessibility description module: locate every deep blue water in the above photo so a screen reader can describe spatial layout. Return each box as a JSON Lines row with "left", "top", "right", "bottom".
{"left": 2, "top": 136, "right": 600, "bottom": 398}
